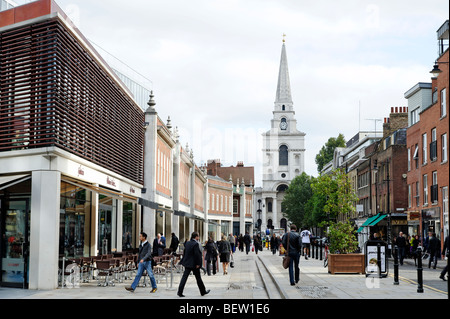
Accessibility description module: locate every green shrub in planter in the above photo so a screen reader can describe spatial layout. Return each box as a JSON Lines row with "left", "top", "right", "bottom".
{"left": 327, "top": 221, "right": 358, "bottom": 254}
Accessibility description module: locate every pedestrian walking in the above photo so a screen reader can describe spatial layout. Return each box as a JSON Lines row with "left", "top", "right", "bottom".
{"left": 427, "top": 232, "right": 440, "bottom": 269}
{"left": 228, "top": 233, "right": 236, "bottom": 253}
{"left": 205, "top": 237, "right": 218, "bottom": 276}
{"left": 270, "top": 233, "right": 278, "bottom": 255}
{"left": 439, "top": 235, "right": 449, "bottom": 281}
{"left": 177, "top": 232, "right": 210, "bottom": 297}
{"left": 254, "top": 234, "right": 262, "bottom": 254}
{"left": 152, "top": 232, "right": 166, "bottom": 256}
{"left": 243, "top": 232, "right": 251, "bottom": 255}
{"left": 411, "top": 235, "right": 420, "bottom": 266}
{"left": 238, "top": 234, "right": 244, "bottom": 252}
{"left": 396, "top": 231, "right": 407, "bottom": 265}
{"left": 281, "top": 224, "right": 302, "bottom": 286}
{"left": 125, "top": 232, "right": 157, "bottom": 293}
{"left": 300, "top": 227, "right": 311, "bottom": 260}
{"left": 169, "top": 232, "right": 179, "bottom": 254}
{"left": 218, "top": 235, "right": 232, "bottom": 275}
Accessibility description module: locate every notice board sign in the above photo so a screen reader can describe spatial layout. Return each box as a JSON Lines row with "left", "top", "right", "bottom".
{"left": 365, "top": 240, "right": 388, "bottom": 277}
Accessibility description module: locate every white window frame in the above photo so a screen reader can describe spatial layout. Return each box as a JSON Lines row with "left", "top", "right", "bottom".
{"left": 423, "top": 174, "right": 428, "bottom": 206}
{"left": 442, "top": 133, "right": 448, "bottom": 163}
{"left": 422, "top": 133, "right": 427, "bottom": 165}
{"left": 408, "top": 147, "right": 411, "bottom": 171}
{"left": 441, "top": 88, "right": 447, "bottom": 118}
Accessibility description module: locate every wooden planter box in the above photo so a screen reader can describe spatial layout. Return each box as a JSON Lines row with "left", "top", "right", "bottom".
{"left": 328, "top": 253, "right": 365, "bottom": 274}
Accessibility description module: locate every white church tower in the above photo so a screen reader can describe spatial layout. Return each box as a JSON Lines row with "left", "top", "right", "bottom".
{"left": 256, "top": 38, "right": 306, "bottom": 233}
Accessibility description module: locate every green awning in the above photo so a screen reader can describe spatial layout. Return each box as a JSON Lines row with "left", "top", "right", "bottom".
{"left": 357, "top": 227, "right": 365, "bottom": 233}
{"left": 361, "top": 214, "right": 380, "bottom": 227}
{"left": 369, "top": 214, "right": 387, "bottom": 226}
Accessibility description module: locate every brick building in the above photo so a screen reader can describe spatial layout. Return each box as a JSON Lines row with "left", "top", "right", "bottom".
{"left": 405, "top": 20, "right": 449, "bottom": 244}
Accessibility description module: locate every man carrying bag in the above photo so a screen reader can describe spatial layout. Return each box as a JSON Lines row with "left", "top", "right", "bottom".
{"left": 281, "top": 224, "right": 302, "bottom": 286}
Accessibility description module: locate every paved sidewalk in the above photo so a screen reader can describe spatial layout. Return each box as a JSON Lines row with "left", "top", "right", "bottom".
{"left": 0, "top": 249, "right": 447, "bottom": 300}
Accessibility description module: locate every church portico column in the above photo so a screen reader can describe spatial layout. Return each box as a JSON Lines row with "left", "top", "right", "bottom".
{"left": 272, "top": 197, "right": 278, "bottom": 229}
{"left": 261, "top": 195, "right": 267, "bottom": 231}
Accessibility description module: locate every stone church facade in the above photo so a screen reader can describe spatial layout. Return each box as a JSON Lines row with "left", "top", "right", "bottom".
{"left": 254, "top": 40, "right": 306, "bottom": 233}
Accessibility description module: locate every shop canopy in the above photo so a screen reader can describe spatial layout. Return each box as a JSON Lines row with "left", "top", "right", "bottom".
{"left": 368, "top": 214, "right": 387, "bottom": 226}
{"left": 357, "top": 213, "right": 382, "bottom": 233}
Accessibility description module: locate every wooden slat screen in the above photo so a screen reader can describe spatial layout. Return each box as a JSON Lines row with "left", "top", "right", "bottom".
{"left": 0, "top": 18, "right": 144, "bottom": 184}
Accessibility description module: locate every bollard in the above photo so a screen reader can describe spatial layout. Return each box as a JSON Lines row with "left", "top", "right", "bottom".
{"left": 393, "top": 245, "right": 399, "bottom": 285}
{"left": 377, "top": 243, "right": 382, "bottom": 278}
{"left": 319, "top": 240, "right": 323, "bottom": 261}
{"left": 417, "top": 247, "right": 424, "bottom": 293}
{"left": 312, "top": 242, "right": 315, "bottom": 258}
{"left": 315, "top": 241, "right": 318, "bottom": 260}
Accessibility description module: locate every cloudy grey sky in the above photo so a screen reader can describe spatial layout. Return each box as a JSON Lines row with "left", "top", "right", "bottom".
{"left": 52, "top": 0, "right": 448, "bottom": 186}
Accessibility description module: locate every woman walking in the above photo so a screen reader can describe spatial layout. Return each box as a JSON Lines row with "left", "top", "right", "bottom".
{"left": 270, "top": 233, "right": 279, "bottom": 255}
{"left": 218, "top": 235, "right": 232, "bottom": 275}
{"left": 205, "top": 237, "right": 218, "bottom": 275}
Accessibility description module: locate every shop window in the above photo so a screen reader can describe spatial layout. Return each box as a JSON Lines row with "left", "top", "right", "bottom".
{"left": 59, "top": 182, "right": 91, "bottom": 258}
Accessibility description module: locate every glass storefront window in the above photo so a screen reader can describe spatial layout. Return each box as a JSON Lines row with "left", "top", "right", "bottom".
{"left": 2, "top": 201, "right": 29, "bottom": 284}
{"left": 59, "top": 182, "right": 91, "bottom": 258}
{"left": 98, "top": 194, "right": 117, "bottom": 255}
{"left": 1, "top": 178, "right": 31, "bottom": 288}
{"left": 122, "top": 201, "right": 135, "bottom": 251}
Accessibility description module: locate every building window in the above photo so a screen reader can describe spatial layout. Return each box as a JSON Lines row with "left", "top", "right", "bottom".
{"left": 411, "top": 107, "right": 420, "bottom": 125}
{"left": 430, "top": 128, "right": 437, "bottom": 161}
{"left": 441, "top": 88, "right": 447, "bottom": 118}
{"left": 422, "top": 133, "right": 427, "bottom": 165}
{"left": 423, "top": 174, "right": 428, "bottom": 206}
{"left": 431, "top": 171, "right": 438, "bottom": 204}
{"left": 442, "top": 133, "right": 448, "bottom": 163}
{"left": 413, "top": 144, "right": 419, "bottom": 169}
{"left": 415, "top": 181, "right": 420, "bottom": 207}
{"left": 408, "top": 184, "right": 412, "bottom": 208}
{"left": 407, "top": 147, "right": 411, "bottom": 171}
{"left": 233, "top": 199, "right": 239, "bottom": 215}
{"left": 279, "top": 145, "right": 288, "bottom": 166}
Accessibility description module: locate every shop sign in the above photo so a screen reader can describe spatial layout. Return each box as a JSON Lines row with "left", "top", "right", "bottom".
{"left": 392, "top": 220, "right": 407, "bottom": 225}
{"left": 106, "top": 176, "right": 116, "bottom": 187}
{"left": 407, "top": 211, "right": 420, "bottom": 220}
{"left": 77, "top": 165, "right": 85, "bottom": 176}
{"left": 365, "top": 240, "right": 388, "bottom": 277}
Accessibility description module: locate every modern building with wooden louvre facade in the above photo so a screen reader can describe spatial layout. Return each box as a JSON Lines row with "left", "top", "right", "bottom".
{"left": 0, "top": 0, "right": 145, "bottom": 289}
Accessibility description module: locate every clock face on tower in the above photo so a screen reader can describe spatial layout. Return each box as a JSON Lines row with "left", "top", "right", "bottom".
{"left": 280, "top": 118, "right": 288, "bottom": 130}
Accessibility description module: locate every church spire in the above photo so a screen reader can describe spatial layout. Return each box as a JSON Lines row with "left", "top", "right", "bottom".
{"left": 275, "top": 36, "right": 293, "bottom": 108}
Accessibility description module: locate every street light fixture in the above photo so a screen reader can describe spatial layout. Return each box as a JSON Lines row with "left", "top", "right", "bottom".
{"left": 429, "top": 61, "right": 449, "bottom": 78}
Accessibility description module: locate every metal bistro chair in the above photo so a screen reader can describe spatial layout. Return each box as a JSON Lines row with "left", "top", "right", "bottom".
{"left": 96, "top": 260, "right": 115, "bottom": 287}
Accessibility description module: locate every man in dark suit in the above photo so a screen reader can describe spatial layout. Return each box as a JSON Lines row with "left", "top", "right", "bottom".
{"left": 428, "top": 232, "right": 441, "bottom": 269}
{"left": 125, "top": 232, "right": 157, "bottom": 293}
{"left": 153, "top": 233, "right": 166, "bottom": 256}
{"left": 243, "top": 232, "right": 251, "bottom": 255}
{"left": 177, "top": 232, "right": 210, "bottom": 297}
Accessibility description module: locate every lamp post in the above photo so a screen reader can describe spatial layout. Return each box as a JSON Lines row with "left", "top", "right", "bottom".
{"left": 257, "top": 199, "right": 262, "bottom": 233}
{"left": 429, "top": 61, "right": 449, "bottom": 77}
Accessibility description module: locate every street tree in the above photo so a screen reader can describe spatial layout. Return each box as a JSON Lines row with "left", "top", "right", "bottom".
{"left": 311, "top": 168, "right": 358, "bottom": 223}
{"left": 282, "top": 172, "right": 314, "bottom": 228}
{"left": 315, "top": 133, "right": 346, "bottom": 173}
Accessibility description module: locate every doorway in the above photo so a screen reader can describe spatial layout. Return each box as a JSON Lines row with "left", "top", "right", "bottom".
{"left": 0, "top": 198, "right": 30, "bottom": 288}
